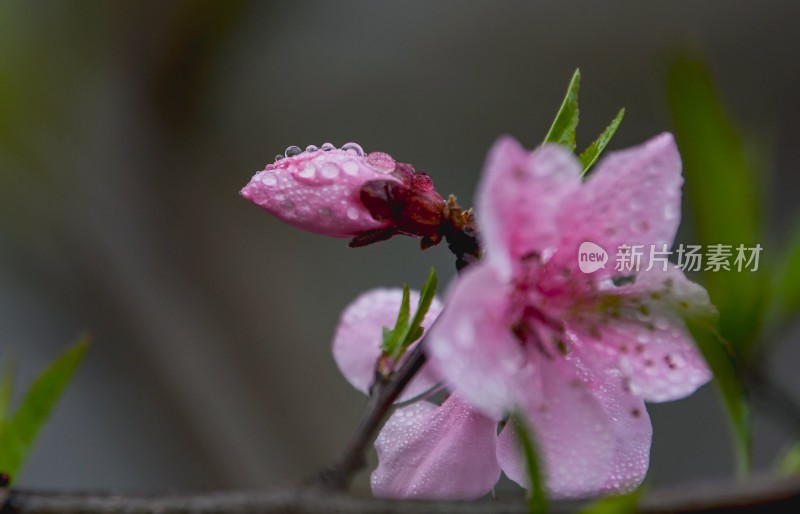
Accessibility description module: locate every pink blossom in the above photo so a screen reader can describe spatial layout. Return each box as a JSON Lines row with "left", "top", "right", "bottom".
{"left": 423, "top": 133, "right": 714, "bottom": 498}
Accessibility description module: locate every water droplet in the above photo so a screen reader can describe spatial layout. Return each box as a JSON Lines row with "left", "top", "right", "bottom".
{"left": 342, "top": 161, "right": 360, "bottom": 176}
{"left": 320, "top": 162, "right": 340, "bottom": 179}
{"left": 347, "top": 207, "right": 360, "bottom": 220}
{"left": 341, "top": 142, "right": 364, "bottom": 156}
{"left": 305, "top": 145, "right": 319, "bottom": 153}
{"left": 261, "top": 172, "right": 277, "bottom": 186}
{"left": 320, "top": 142, "right": 336, "bottom": 151}
{"left": 284, "top": 145, "right": 302, "bottom": 158}
{"left": 366, "top": 152, "right": 396, "bottom": 173}
{"left": 297, "top": 163, "right": 316, "bottom": 179}
{"left": 274, "top": 154, "right": 284, "bottom": 162}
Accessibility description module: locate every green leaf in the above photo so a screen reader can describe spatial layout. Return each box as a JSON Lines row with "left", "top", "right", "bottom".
{"left": 578, "top": 488, "right": 642, "bottom": 514}
{"left": 381, "top": 269, "right": 438, "bottom": 361}
{"left": 543, "top": 69, "right": 580, "bottom": 152}
{"left": 407, "top": 268, "right": 438, "bottom": 342}
{"left": 777, "top": 441, "right": 800, "bottom": 476}
{"left": 512, "top": 415, "right": 547, "bottom": 514}
{"left": 579, "top": 108, "right": 625, "bottom": 174}
{"left": 685, "top": 316, "right": 751, "bottom": 475}
{"left": 667, "top": 56, "right": 767, "bottom": 362}
{"left": 0, "top": 337, "right": 90, "bottom": 476}
{"left": 381, "top": 285, "right": 411, "bottom": 357}
{"left": 769, "top": 223, "right": 800, "bottom": 326}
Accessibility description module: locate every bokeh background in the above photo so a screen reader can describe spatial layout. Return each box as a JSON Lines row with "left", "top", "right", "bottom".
{"left": 1, "top": 0, "right": 799, "bottom": 493}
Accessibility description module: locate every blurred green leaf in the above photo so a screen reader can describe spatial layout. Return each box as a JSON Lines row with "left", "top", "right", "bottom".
{"left": 0, "top": 337, "right": 89, "bottom": 477}
{"left": 667, "top": 57, "right": 767, "bottom": 361}
{"left": 777, "top": 441, "right": 800, "bottom": 476}
{"left": 769, "top": 224, "right": 800, "bottom": 325}
{"left": 512, "top": 415, "right": 548, "bottom": 514}
{"left": 543, "top": 69, "right": 580, "bottom": 152}
{"left": 578, "top": 488, "right": 642, "bottom": 514}
{"left": 685, "top": 316, "right": 751, "bottom": 475}
{"left": 579, "top": 108, "right": 625, "bottom": 174}
{"left": 381, "top": 269, "right": 438, "bottom": 360}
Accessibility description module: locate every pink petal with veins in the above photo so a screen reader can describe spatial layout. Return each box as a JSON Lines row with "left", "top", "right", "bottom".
{"left": 550, "top": 133, "right": 683, "bottom": 280}
{"left": 477, "top": 137, "right": 582, "bottom": 280}
{"left": 372, "top": 394, "right": 501, "bottom": 500}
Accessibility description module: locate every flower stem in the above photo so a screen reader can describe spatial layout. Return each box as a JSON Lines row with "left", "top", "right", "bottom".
{"left": 312, "top": 216, "right": 481, "bottom": 490}
{"left": 310, "top": 343, "right": 428, "bottom": 490}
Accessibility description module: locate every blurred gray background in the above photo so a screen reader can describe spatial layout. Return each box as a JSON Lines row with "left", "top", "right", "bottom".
{"left": 1, "top": 0, "right": 799, "bottom": 493}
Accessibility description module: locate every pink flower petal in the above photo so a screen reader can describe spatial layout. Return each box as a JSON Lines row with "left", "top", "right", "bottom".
{"left": 496, "top": 357, "right": 616, "bottom": 499}
{"left": 241, "top": 146, "right": 401, "bottom": 237}
{"left": 571, "top": 267, "right": 713, "bottom": 402}
{"left": 550, "top": 133, "right": 683, "bottom": 280}
{"left": 426, "top": 264, "right": 529, "bottom": 419}
{"left": 476, "top": 136, "right": 582, "bottom": 279}
{"left": 333, "top": 288, "right": 442, "bottom": 401}
{"left": 371, "top": 395, "right": 501, "bottom": 500}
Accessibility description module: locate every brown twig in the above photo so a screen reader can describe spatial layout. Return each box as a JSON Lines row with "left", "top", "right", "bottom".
{"left": 6, "top": 473, "right": 800, "bottom": 514}
{"left": 311, "top": 344, "right": 428, "bottom": 491}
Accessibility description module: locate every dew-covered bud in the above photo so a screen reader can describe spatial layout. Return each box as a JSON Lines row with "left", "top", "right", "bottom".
{"left": 241, "top": 143, "right": 403, "bottom": 238}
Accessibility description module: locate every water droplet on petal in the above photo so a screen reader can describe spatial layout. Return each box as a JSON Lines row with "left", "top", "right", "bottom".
{"left": 320, "top": 142, "right": 336, "bottom": 151}
{"left": 346, "top": 207, "right": 360, "bottom": 220}
{"left": 366, "top": 152, "right": 396, "bottom": 173}
{"left": 261, "top": 172, "right": 277, "bottom": 186}
{"left": 341, "top": 142, "right": 364, "bottom": 156}
{"left": 342, "top": 161, "right": 360, "bottom": 176}
{"left": 320, "top": 162, "right": 340, "bottom": 179}
{"left": 297, "top": 163, "right": 316, "bottom": 179}
{"left": 305, "top": 145, "right": 319, "bottom": 153}
{"left": 284, "top": 145, "right": 302, "bottom": 158}
{"left": 275, "top": 154, "right": 284, "bottom": 162}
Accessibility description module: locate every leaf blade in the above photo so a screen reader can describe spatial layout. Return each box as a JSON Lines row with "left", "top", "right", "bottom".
{"left": 543, "top": 69, "right": 580, "bottom": 152}
{"left": 512, "top": 415, "right": 548, "bottom": 514}
{"left": 579, "top": 108, "right": 625, "bottom": 174}
{"left": 667, "top": 57, "right": 767, "bottom": 361}
{"left": 0, "top": 337, "right": 90, "bottom": 476}
{"left": 685, "top": 316, "right": 751, "bottom": 475}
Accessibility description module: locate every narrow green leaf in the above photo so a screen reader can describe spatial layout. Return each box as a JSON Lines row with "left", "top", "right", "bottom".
{"left": 543, "top": 69, "right": 580, "bottom": 152}
{"left": 407, "top": 268, "right": 438, "bottom": 343}
{"left": 382, "top": 285, "right": 411, "bottom": 357}
{"left": 769, "top": 223, "right": 800, "bottom": 326}
{"left": 512, "top": 415, "right": 547, "bottom": 514}
{"left": 579, "top": 108, "right": 625, "bottom": 174}
{"left": 0, "top": 337, "right": 90, "bottom": 476}
{"left": 685, "top": 316, "right": 751, "bottom": 475}
{"left": 667, "top": 56, "right": 767, "bottom": 361}
{"left": 777, "top": 441, "right": 800, "bottom": 476}
{"left": 382, "top": 270, "right": 439, "bottom": 360}
{"left": 578, "top": 488, "right": 642, "bottom": 514}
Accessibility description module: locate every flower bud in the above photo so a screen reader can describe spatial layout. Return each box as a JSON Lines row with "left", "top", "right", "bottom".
{"left": 240, "top": 143, "right": 403, "bottom": 238}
